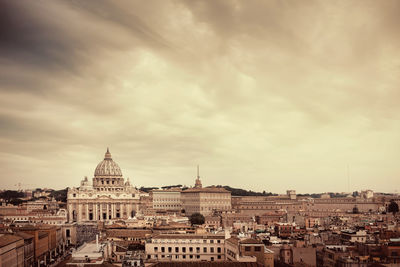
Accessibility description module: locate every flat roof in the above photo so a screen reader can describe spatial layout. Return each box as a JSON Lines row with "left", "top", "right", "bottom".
{"left": 152, "top": 233, "right": 225, "bottom": 239}
{"left": 0, "top": 234, "right": 23, "bottom": 247}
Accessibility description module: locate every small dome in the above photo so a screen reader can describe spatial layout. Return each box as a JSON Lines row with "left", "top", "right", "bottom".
{"left": 94, "top": 148, "right": 123, "bottom": 177}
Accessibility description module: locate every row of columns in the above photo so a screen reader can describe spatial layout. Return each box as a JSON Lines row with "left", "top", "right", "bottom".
{"left": 69, "top": 201, "right": 139, "bottom": 222}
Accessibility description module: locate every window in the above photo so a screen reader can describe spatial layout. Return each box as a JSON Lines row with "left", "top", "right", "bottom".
{"left": 203, "top": 247, "right": 207, "bottom": 253}
{"left": 190, "top": 255, "right": 193, "bottom": 259}
{"left": 217, "top": 247, "right": 221, "bottom": 253}
{"left": 175, "top": 247, "right": 179, "bottom": 253}
{"left": 210, "top": 240, "right": 214, "bottom": 243}
{"left": 245, "top": 246, "right": 251, "bottom": 251}
{"left": 183, "top": 255, "right": 186, "bottom": 259}
{"left": 255, "top": 246, "right": 261, "bottom": 252}
{"left": 189, "top": 247, "right": 193, "bottom": 252}
{"left": 196, "top": 247, "right": 200, "bottom": 253}
{"left": 217, "top": 240, "right": 221, "bottom": 243}
{"left": 218, "top": 255, "right": 221, "bottom": 259}
{"left": 210, "top": 247, "right": 214, "bottom": 253}
{"left": 182, "top": 247, "right": 186, "bottom": 253}
{"left": 168, "top": 247, "right": 172, "bottom": 253}
{"left": 161, "top": 247, "right": 165, "bottom": 252}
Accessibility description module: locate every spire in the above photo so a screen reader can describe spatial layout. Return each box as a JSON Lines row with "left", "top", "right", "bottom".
{"left": 104, "top": 147, "right": 112, "bottom": 160}
{"left": 194, "top": 165, "right": 202, "bottom": 188}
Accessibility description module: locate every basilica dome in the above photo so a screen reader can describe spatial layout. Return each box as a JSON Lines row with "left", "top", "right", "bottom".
{"left": 94, "top": 148, "right": 123, "bottom": 177}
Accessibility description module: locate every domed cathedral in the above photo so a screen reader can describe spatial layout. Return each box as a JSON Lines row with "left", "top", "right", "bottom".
{"left": 67, "top": 148, "right": 141, "bottom": 223}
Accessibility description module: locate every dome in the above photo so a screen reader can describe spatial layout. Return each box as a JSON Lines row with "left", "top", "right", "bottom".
{"left": 94, "top": 148, "right": 123, "bottom": 177}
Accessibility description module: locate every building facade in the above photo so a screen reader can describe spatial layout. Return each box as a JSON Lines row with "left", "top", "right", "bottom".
{"left": 0, "top": 234, "right": 24, "bottom": 267}
{"left": 152, "top": 189, "right": 182, "bottom": 212}
{"left": 67, "top": 149, "right": 140, "bottom": 222}
{"left": 181, "top": 175, "right": 231, "bottom": 216}
{"left": 145, "top": 234, "right": 226, "bottom": 261}
{"left": 226, "top": 237, "right": 274, "bottom": 267}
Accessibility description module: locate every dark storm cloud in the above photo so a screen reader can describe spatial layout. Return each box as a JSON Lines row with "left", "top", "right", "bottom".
{"left": 0, "top": 0, "right": 174, "bottom": 89}
{"left": 66, "top": 0, "right": 174, "bottom": 49}
{"left": 0, "top": 1, "right": 83, "bottom": 71}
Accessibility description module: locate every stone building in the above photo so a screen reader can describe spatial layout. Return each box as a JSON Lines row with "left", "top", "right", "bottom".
{"left": 226, "top": 237, "right": 274, "bottom": 267}
{"left": 18, "top": 227, "right": 49, "bottom": 266}
{"left": 14, "top": 232, "right": 34, "bottom": 267}
{"left": 67, "top": 149, "right": 141, "bottom": 222}
{"left": 145, "top": 233, "right": 226, "bottom": 261}
{"left": 0, "top": 234, "right": 24, "bottom": 267}
{"left": 152, "top": 188, "right": 182, "bottom": 212}
{"left": 181, "top": 174, "right": 231, "bottom": 216}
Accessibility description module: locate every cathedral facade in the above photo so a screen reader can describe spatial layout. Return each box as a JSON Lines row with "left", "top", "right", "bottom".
{"left": 67, "top": 149, "right": 140, "bottom": 222}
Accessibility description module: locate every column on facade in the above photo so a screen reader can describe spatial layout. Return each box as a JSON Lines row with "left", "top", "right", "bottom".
{"left": 94, "top": 203, "right": 97, "bottom": 221}
{"left": 106, "top": 203, "right": 109, "bottom": 220}
{"left": 126, "top": 203, "right": 130, "bottom": 218}
{"left": 100, "top": 203, "right": 103, "bottom": 221}
{"left": 120, "top": 202, "right": 123, "bottom": 218}
{"left": 77, "top": 202, "right": 82, "bottom": 222}
{"left": 68, "top": 204, "right": 73, "bottom": 222}
{"left": 86, "top": 203, "right": 89, "bottom": 221}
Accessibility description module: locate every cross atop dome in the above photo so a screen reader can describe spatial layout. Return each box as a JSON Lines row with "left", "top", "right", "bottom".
{"left": 104, "top": 147, "right": 112, "bottom": 160}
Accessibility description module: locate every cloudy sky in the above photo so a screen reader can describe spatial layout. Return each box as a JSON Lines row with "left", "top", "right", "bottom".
{"left": 1, "top": 0, "right": 399, "bottom": 194}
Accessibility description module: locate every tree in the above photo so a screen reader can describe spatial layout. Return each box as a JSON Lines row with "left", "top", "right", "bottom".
{"left": 0, "top": 190, "right": 24, "bottom": 200}
{"left": 388, "top": 200, "right": 399, "bottom": 215}
{"left": 189, "top": 213, "right": 205, "bottom": 225}
{"left": 50, "top": 188, "right": 68, "bottom": 202}
{"left": 352, "top": 206, "right": 359, "bottom": 214}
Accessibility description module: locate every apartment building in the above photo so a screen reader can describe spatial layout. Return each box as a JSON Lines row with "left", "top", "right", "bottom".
{"left": 226, "top": 237, "right": 274, "bottom": 267}
{"left": 0, "top": 234, "right": 24, "bottom": 267}
{"left": 146, "top": 233, "right": 226, "bottom": 261}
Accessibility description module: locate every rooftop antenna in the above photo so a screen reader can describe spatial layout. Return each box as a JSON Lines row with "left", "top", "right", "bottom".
{"left": 197, "top": 165, "right": 200, "bottom": 178}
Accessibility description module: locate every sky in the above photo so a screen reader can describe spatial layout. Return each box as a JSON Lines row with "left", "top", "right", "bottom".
{"left": 0, "top": 0, "right": 399, "bottom": 194}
